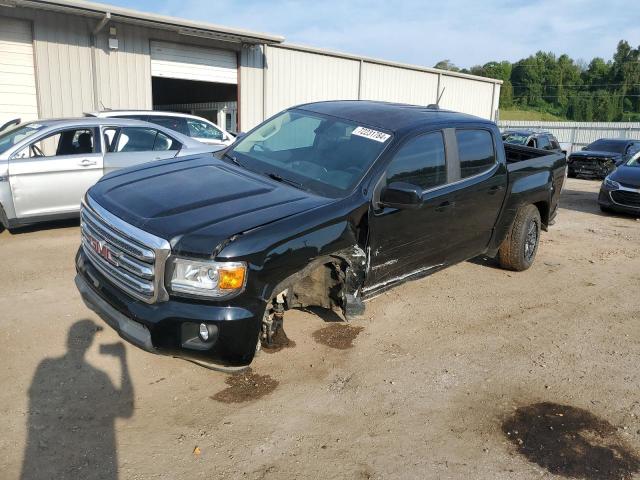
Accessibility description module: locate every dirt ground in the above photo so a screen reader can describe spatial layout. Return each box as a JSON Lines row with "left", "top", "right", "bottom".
{"left": 1, "top": 178, "right": 640, "bottom": 480}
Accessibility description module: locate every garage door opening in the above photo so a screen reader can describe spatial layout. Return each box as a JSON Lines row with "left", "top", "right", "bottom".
{"left": 150, "top": 40, "right": 238, "bottom": 133}
{"left": 152, "top": 77, "right": 238, "bottom": 132}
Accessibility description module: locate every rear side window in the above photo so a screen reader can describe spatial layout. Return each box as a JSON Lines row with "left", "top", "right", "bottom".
{"left": 186, "top": 119, "right": 223, "bottom": 140}
{"left": 148, "top": 116, "right": 189, "bottom": 136}
{"left": 114, "top": 127, "right": 179, "bottom": 152}
{"left": 456, "top": 129, "right": 495, "bottom": 178}
{"left": 550, "top": 139, "right": 561, "bottom": 150}
{"left": 386, "top": 131, "right": 446, "bottom": 190}
{"left": 537, "top": 136, "right": 551, "bottom": 150}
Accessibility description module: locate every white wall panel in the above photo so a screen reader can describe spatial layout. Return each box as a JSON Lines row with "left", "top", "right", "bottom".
{"left": 0, "top": 16, "right": 38, "bottom": 124}
{"left": 439, "top": 75, "right": 495, "bottom": 120}
{"left": 264, "top": 46, "right": 360, "bottom": 118}
{"left": 360, "top": 62, "right": 439, "bottom": 106}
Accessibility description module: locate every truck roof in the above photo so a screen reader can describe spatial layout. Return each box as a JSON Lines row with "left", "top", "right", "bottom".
{"left": 297, "top": 100, "right": 492, "bottom": 134}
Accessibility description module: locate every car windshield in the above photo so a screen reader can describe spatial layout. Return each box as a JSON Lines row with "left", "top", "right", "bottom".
{"left": 228, "top": 109, "right": 392, "bottom": 197}
{"left": 585, "top": 140, "right": 626, "bottom": 154}
{"left": 627, "top": 152, "right": 640, "bottom": 167}
{"left": 0, "top": 123, "right": 45, "bottom": 154}
{"left": 503, "top": 133, "right": 529, "bottom": 145}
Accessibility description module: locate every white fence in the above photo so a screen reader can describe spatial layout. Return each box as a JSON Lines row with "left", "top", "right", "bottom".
{"left": 498, "top": 121, "right": 640, "bottom": 153}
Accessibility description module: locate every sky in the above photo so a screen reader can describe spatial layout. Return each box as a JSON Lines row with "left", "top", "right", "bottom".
{"left": 105, "top": 0, "right": 640, "bottom": 69}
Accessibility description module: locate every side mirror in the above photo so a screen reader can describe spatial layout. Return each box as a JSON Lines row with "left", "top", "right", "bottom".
{"left": 380, "top": 182, "right": 422, "bottom": 209}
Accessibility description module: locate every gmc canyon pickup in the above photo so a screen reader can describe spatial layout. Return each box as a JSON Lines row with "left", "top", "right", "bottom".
{"left": 75, "top": 101, "right": 566, "bottom": 371}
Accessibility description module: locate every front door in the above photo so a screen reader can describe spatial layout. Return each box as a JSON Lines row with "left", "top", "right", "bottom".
{"left": 365, "top": 130, "right": 456, "bottom": 294}
{"left": 9, "top": 127, "right": 103, "bottom": 218}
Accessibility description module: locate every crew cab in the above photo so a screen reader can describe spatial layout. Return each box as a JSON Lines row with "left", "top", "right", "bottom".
{"left": 568, "top": 138, "right": 640, "bottom": 179}
{"left": 75, "top": 101, "right": 566, "bottom": 371}
{"left": 0, "top": 117, "right": 219, "bottom": 230}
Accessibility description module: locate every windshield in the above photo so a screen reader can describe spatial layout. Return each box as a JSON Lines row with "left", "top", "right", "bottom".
{"left": 503, "top": 133, "right": 529, "bottom": 145}
{"left": 0, "top": 123, "right": 45, "bottom": 155}
{"left": 627, "top": 152, "right": 640, "bottom": 167}
{"left": 229, "top": 109, "right": 391, "bottom": 197}
{"left": 585, "top": 140, "right": 626, "bottom": 154}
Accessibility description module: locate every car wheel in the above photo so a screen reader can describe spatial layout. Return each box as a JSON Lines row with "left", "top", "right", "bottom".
{"left": 0, "top": 204, "right": 8, "bottom": 233}
{"left": 498, "top": 204, "right": 541, "bottom": 272}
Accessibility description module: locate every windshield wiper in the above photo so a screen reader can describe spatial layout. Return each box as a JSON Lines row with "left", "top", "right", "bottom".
{"left": 223, "top": 151, "right": 241, "bottom": 166}
{"left": 265, "top": 171, "right": 306, "bottom": 191}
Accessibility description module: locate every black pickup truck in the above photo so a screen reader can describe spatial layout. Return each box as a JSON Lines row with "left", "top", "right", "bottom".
{"left": 75, "top": 101, "right": 566, "bottom": 370}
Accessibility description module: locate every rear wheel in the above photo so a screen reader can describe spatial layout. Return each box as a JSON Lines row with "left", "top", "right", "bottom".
{"left": 498, "top": 204, "right": 541, "bottom": 272}
{"left": 0, "top": 204, "right": 8, "bottom": 233}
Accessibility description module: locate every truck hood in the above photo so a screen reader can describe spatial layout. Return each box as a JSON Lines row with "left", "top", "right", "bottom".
{"left": 610, "top": 165, "right": 640, "bottom": 188}
{"left": 87, "top": 156, "right": 331, "bottom": 256}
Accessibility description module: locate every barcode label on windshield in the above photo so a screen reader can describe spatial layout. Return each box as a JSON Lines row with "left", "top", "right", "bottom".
{"left": 352, "top": 126, "right": 390, "bottom": 143}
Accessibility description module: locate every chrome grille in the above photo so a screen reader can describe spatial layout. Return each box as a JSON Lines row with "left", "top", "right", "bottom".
{"left": 80, "top": 196, "right": 171, "bottom": 304}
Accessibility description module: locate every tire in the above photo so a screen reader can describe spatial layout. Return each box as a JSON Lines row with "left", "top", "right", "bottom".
{"left": 0, "top": 204, "right": 8, "bottom": 233}
{"left": 498, "top": 204, "right": 541, "bottom": 272}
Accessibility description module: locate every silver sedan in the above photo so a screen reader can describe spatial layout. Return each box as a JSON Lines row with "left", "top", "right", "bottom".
{"left": 0, "top": 117, "right": 222, "bottom": 230}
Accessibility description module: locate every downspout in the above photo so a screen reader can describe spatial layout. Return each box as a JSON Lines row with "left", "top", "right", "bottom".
{"left": 90, "top": 12, "right": 111, "bottom": 110}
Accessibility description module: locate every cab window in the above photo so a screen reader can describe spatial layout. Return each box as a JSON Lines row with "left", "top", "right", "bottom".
{"left": 386, "top": 131, "right": 446, "bottom": 190}
{"left": 456, "top": 129, "right": 496, "bottom": 178}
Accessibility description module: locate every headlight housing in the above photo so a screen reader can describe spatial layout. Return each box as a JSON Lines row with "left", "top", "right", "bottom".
{"left": 603, "top": 176, "right": 620, "bottom": 190}
{"left": 168, "top": 258, "right": 247, "bottom": 298}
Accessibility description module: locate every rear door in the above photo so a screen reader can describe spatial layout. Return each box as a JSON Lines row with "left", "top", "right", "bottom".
{"left": 102, "top": 126, "right": 180, "bottom": 174}
{"left": 8, "top": 127, "right": 103, "bottom": 217}
{"left": 446, "top": 128, "right": 508, "bottom": 261}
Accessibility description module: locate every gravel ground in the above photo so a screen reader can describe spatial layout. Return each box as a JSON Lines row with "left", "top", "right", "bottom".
{"left": 1, "top": 178, "right": 639, "bottom": 480}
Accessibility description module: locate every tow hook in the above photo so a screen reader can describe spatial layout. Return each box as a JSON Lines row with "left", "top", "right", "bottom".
{"left": 261, "top": 292, "right": 291, "bottom": 351}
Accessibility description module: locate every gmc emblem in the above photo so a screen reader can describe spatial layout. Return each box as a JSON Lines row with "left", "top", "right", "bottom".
{"left": 88, "top": 235, "right": 118, "bottom": 266}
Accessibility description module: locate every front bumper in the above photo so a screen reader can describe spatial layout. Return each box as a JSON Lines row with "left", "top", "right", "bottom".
{"left": 568, "top": 160, "right": 614, "bottom": 179}
{"left": 75, "top": 249, "right": 263, "bottom": 370}
{"left": 598, "top": 187, "right": 640, "bottom": 216}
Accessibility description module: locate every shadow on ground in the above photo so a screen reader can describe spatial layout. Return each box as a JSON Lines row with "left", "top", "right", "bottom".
{"left": 503, "top": 402, "right": 640, "bottom": 480}
{"left": 21, "top": 320, "right": 133, "bottom": 480}
{"left": 4, "top": 218, "right": 79, "bottom": 235}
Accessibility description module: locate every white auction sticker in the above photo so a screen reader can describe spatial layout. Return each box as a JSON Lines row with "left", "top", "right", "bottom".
{"left": 352, "top": 126, "right": 391, "bottom": 143}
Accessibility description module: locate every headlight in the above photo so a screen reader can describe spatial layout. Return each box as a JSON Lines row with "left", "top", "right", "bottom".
{"left": 603, "top": 177, "right": 620, "bottom": 190}
{"left": 169, "top": 258, "right": 247, "bottom": 298}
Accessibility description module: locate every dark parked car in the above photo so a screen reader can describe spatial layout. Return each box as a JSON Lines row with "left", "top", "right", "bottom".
{"left": 502, "top": 130, "right": 565, "bottom": 155}
{"left": 75, "top": 101, "right": 566, "bottom": 371}
{"left": 568, "top": 139, "right": 640, "bottom": 179}
{"left": 598, "top": 151, "right": 640, "bottom": 215}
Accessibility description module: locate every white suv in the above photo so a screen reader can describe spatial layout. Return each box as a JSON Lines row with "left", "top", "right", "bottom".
{"left": 86, "top": 110, "right": 235, "bottom": 147}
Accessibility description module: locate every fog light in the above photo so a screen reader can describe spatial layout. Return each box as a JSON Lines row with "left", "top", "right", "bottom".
{"left": 199, "top": 323, "right": 209, "bottom": 341}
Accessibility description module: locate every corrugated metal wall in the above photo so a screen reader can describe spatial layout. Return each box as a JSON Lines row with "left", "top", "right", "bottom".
{"left": 264, "top": 45, "right": 360, "bottom": 117}
{"left": 360, "top": 62, "right": 439, "bottom": 105}
{"left": 239, "top": 44, "right": 502, "bottom": 131}
{"left": 498, "top": 121, "right": 640, "bottom": 153}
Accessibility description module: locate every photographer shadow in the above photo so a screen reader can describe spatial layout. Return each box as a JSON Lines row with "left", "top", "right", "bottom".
{"left": 21, "top": 320, "right": 133, "bottom": 480}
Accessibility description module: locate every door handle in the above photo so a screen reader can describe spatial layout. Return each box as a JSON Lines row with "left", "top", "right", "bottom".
{"left": 78, "top": 159, "right": 97, "bottom": 166}
{"left": 435, "top": 200, "right": 455, "bottom": 212}
{"left": 488, "top": 185, "right": 504, "bottom": 195}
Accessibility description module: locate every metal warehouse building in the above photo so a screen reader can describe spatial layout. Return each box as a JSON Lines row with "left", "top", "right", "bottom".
{"left": 0, "top": 0, "right": 502, "bottom": 133}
